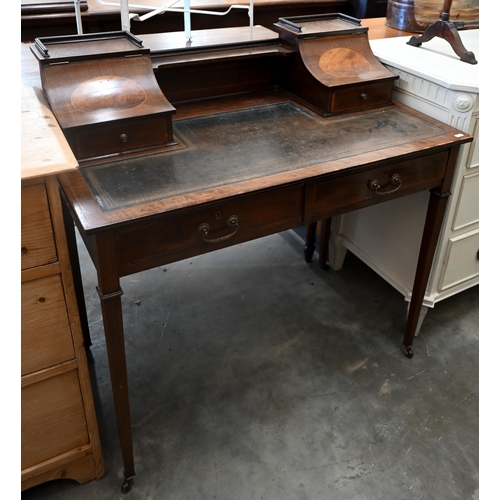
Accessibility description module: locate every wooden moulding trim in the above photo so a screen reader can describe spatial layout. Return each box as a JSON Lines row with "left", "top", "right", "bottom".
{"left": 21, "top": 443, "right": 92, "bottom": 482}
{"left": 21, "top": 359, "right": 78, "bottom": 388}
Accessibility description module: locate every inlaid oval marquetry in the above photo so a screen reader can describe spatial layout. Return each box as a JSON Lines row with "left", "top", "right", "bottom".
{"left": 71, "top": 76, "right": 146, "bottom": 113}
{"left": 319, "top": 48, "right": 371, "bottom": 77}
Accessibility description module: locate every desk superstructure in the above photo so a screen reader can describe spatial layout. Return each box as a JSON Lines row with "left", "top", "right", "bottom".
{"left": 23, "top": 15, "right": 472, "bottom": 491}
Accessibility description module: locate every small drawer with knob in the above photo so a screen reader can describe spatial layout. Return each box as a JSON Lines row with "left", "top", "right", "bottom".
{"left": 330, "top": 81, "right": 395, "bottom": 115}
{"left": 67, "top": 114, "right": 176, "bottom": 163}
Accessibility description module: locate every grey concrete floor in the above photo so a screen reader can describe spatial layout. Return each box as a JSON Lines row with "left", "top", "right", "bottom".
{"left": 22, "top": 229, "right": 479, "bottom": 500}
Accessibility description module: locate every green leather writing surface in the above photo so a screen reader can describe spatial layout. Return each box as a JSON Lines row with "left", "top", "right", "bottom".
{"left": 81, "top": 102, "right": 445, "bottom": 212}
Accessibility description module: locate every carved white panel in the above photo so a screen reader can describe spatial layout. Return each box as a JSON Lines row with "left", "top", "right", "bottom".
{"left": 453, "top": 172, "right": 479, "bottom": 231}
{"left": 439, "top": 230, "right": 479, "bottom": 291}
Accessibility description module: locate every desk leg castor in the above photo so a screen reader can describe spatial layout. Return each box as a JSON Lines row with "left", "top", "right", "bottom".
{"left": 403, "top": 345, "right": 414, "bottom": 359}
{"left": 121, "top": 477, "right": 134, "bottom": 493}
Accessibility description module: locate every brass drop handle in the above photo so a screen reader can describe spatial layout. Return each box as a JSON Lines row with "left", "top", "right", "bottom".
{"left": 197, "top": 215, "right": 239, "bottom": 243}
{"left": 120, "top": 134, "right": 129, "bottom": 143}
{"left": 368, "top": 174, "right": 402, "bottom": 195}
{"left": 360, "top": 93, "right": 368, "bottom": 101}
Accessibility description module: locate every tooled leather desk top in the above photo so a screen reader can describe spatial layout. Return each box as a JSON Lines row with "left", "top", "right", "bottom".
{"left": 80, "top": 102, "right": 445, "bottom": 213}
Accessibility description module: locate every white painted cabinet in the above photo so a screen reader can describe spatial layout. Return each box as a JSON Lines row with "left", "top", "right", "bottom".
{"left": 329, "top": 30, "right": 479, "bottom": 332}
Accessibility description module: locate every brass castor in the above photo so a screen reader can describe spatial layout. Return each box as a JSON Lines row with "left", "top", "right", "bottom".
{"left": 404, "top": 345, "right": 414, "bottom": 359}
{"left": 121, "top": 477, "right": 134, "bottom": 493}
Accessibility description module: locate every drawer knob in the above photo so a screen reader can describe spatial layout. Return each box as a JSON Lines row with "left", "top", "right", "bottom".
{"left": 120, "top": 134, "right": 129, "bottom": 143}
{"left": 197, "top": 215, "right": 239, "bottom": 243}
{"left": 368, "top": 174, "right": 402, "bottom": 195}
{"left": 360, "top": 93, "right": 368, "bottom": 101}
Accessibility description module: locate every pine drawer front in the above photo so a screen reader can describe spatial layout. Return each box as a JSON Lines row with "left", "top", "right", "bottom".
{"left": 21, "top": 368, "right": 89, "bottom": 470}
{"left": 21, "top": 274, "right": 75, "bottom": 376}
{"left": 309, "top": 151, "right": 448, "bottom": 221}
{"left": 21, "top": 183, "right": 57, "bottom": 270}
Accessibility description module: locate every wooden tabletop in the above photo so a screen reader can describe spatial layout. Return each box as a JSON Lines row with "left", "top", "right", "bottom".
{"left": 362, "top": 17, "right": 413, "bottom": 39}
{"left": 21, "top": 87, "right": 79, "bottom": 180}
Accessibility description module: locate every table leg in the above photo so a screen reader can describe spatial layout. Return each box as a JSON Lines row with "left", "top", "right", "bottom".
{"left": 318, "top": 218, "right": 332, "bottom": 270}
{"left": 304, "top": 222, "right": 317, "bottom": 262}
{"left": 304, "top": 219, "right": 331, "bottom": 268}
{"left": 61, "top": 199, "right": 92, "bottom": 348}
{"left": 94, "top": 236, "right": 136, "bottom": 492}
{"left": 403, "top": 188, "right": 449, "bottom": 358}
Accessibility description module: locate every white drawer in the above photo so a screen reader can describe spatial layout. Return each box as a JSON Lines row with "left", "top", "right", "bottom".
{"left": 453, "top": 171, "right": 479, "bottom": 231}
{"left": 439, "top": 229, "right": 479, "bottom": 291}
{"left": 466, "top": 117, "right": 479, "bottom": 169}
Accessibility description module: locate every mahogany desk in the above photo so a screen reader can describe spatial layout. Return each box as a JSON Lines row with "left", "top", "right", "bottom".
{"left": 22, "top": 23, "right": 471, "bottom": 492}
{"left": 58, "top": 96, "right": 469, "bottom": 491}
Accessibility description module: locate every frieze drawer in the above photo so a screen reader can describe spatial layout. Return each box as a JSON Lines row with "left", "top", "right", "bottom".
{"left": 309, "top": 151, "right": 449, "bottom": 221}
{"left": 117, "top": 185, "right": 304, "bottom": 275}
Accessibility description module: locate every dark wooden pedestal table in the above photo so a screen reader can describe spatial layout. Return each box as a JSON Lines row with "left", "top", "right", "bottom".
{"left": 59, "top": 97, "right": 470, "bottom": 491}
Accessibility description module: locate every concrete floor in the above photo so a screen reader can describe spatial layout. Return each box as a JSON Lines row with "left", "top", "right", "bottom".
{"left": 22, "top": 229, "right": 479, "bottom": 500}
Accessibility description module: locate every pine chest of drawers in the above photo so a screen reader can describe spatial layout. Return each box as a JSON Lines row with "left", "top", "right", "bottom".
{"left": 21, "top": 87, "right": 104, "bottom": 491}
